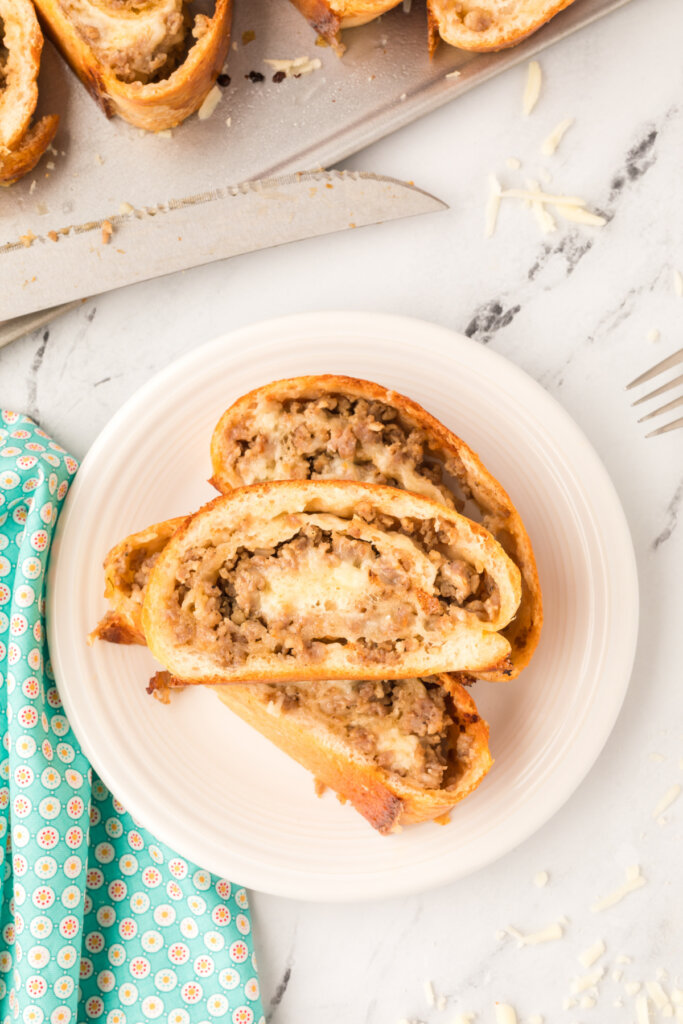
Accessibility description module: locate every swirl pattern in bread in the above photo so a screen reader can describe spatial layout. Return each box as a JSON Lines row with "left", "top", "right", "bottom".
{"left": 210, "top": 375, "right": 541, "bottom": 680}
{"left": 33, "top": 0, "right": 232, "bottom": 130}
{"left": 0, "top": 0, "right": 59, "bottom": 185}
{"left": 142, "top": 480, "right": 521, "bottom": 684}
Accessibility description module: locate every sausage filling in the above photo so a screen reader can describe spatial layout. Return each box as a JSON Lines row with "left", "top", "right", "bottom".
{"left": 222, "top": 393, "right": 471, "bottom": 509}
{"left": 170, "top": 505, "right": 501, "bottom": 667}
{"left": 61, "top": 0, "right": 213, "bottom": 84}
{"left": 258, "top": 676, "right": 480, "bottom": 791}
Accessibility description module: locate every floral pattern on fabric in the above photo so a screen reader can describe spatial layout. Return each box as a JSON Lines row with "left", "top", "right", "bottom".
{"left": 0, "top": 411, "right": 264, "bottom": 1024}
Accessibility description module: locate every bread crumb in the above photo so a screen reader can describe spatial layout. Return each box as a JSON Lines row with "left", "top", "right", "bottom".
{"left": 46, "top": 161, "right": 55, "bottom": 171}
{"left": 613, "top": 969, "right": 623, "bottom": 982}
{"left": 47, "top": 230, "right": 58, "bottom": 242}
{"left": 646, "top": 328, "right": 660, "bottom": 343}
{"left": 20, "top": 231, "right": 36, "bottom": 248}
{"left": 101, "top": 220, "right": 113, "bottom": 244}
{"left": 119, "top": 202, "right": 134, "bottom": 215}
{"left": 445, "top": 69, "right": 461, "bottom": 79}
{"left": 649, "top": 752, "right": 665, "bottom": 762}
{"left": 523, "top": 61, "right": 542, "bottom": 116}
{"left": 533, "top": 871, "right": 549, "bottom": 888}
{"left": 156, "top": 129, "right": 173, "bottom": 138}
{"left": 29, "top": 179, "right": 37, "bottom": 194}
{"left": 225, "top": 117, "right": 232, "bottom": 127}
{"left": 506, "top": 157, "right": 521, "bottom": 171}
{"left": 94, "top": 153, "right": 104, "bottom": 165}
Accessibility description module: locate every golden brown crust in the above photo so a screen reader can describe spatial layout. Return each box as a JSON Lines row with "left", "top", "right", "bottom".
{"left": 288, "top": 0, "right": 402, "bottom": 50}
{"left": 210, "top": 375, "right": 542, "bottom": 681}
{"left": 0, "top": 115, "right": 59, "bottom": 186}
{"left": 89, "top": 516, "right": 185, "bottom": 646}
{"left": 426, "top": 0, "right": 576, "bottom": 53}
{"left": 215, "top": 675, "right": 492, "bottom": 833}
{"left": 33, "top": 0, "right": 232, "bottom": 130}
{"left": 142, "top": 480, "right": 520, "bottom": 685}
{"left": 0, "top": 0, "right": 58, "bottom": 185}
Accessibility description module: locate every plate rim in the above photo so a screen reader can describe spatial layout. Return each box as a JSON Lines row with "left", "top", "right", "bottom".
{"left": 47, "top": 311, "right": 639, "bottom": 901}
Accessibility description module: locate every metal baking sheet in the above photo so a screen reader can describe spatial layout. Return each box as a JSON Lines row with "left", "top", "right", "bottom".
{"left": 1, "top": 0, "right": 632, "bottom": 318}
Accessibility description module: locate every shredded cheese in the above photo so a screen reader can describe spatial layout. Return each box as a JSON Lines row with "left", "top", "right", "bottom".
{"left": 523, "top": 61, "right": 542, "bottom": 116}
{"left": 647, "top": 328, "right": 661, "bottom": 343}
{"left": 527, "top": 1017, "right": 543, "bottom": 1024}
{"left": 504, "top": 922, "right": 563, "bottom": 947}
{"left": 613, "top": 969, "right": 623, "bottom": 983}
{"left": 445, "top": 69, "right": 462, "bottom": 79}
{"left": 437, "top": 996, "right": 447, "bottom": 1011}
{"left": 495, "top": 1004, "right": 518, "bottom": 1024}
{"left": 652, "top": 784, "right": 680, "bottom": 818}
{"left": 616, "top": 955, "right": 632, "bottom": 965}
{"left": 636, "top": 994, "right": 651, "bottom": 1024}
{"left": 579, "top": 939, "right": 606, "bottom": 968}
{"left": 527, "top": 178, "right": 555, "bottom": 233}
{"left": 591, "top": 865, "right": 646, "bottom": 912}
{"left": 264, "top": 56, "right": 322, "bottom": 78}
{"left": 571, "top": 966, "right": 605, "bottom": 993}
{"left": 649, "top": 752, "right": 665, "bottom": 762}
{"left": 424, "top": 980, "right": 435, "bottom": 1007}
{"left": 580, "top": 996, "right": 596, "bottom": 1009}
{"left": 554, "top": 204, "right": 607, "bottom": 226}
{"left": 674, "top": 268, "right": 683, "bottom": 296}
{"left": 533, "top": 871, "right": 549, "bottom": 888}
{"left": 452, "top": 1015, "right": 475, "bottom": 1024}
{"left": 626, "top": 983, "right": 643, "bottom": 997}
{"left": 506, "top": 157, "right": 521, "bottom": 171}
{"left": 647, "top": 982, "right": 673, "bottom": 1013}
{"left": 119, "top": 202, "right": 134, "bottom": 215}
{"left": 485, "top": 174, "right": 502, "bottom": 238}
{"left": 562, "top": 997, "right": 576, "bottom": 1010}
{"left": 499, "top": 188, "right": 586, "bottom": 207}
{"left": 541, "top": 118, "right": 574, "bottom": 156}
{"left": 198, "top": 86, "right": 221, "bottom": 120}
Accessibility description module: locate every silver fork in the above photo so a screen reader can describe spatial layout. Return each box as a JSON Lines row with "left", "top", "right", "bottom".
{"left": 627, "top": 348, "right": 683, "bottom": 437}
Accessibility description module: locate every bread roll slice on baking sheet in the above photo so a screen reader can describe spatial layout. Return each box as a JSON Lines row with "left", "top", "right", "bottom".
{"left": 33, "top": 0, "right": 232, "bottom": 130}
{"left": 210, "top": 375, "right": 541, "bottom": 681}
{"left": 0, "top": 0, "right": 59, "bottom": 185}
{"left": 142, "top": 481, "right": 521, "bottom": 684}
{"left": 289, "top": 1, "right": 402, "bottom": 51}
{"left": 426, "top": 0, "right": 575, "bottom": 54}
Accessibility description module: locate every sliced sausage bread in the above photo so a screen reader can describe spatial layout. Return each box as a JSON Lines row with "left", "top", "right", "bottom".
{"left": 33, "top": 0, "right": 232, "bottom": 130}
{"left": 142, "top": 480, "right": 521, "bottom": 684}
{"left": 210, "top": 374, "right": 541, "bottom": 680}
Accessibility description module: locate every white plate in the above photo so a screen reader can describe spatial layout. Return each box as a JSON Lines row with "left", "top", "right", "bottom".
{"left": 48, "top": 312, "right": 639, "bottom": 902}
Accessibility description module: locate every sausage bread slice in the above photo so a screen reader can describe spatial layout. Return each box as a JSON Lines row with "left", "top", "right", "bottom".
{"left": 0, "top": 0, "right": 58, "bottom": 185}
{"left": 33, "top": 0, "right": 231, "bottom": 130}
{"left": 141, "top": 480, "right": 520, "bottom": 684}
{"left": 210, "top": 374, "right": 541, "bottom": 680}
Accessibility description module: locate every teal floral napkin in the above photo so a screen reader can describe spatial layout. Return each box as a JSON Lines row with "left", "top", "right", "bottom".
{"left": 0, "top": 411, "right": 264, "bottom": 1024}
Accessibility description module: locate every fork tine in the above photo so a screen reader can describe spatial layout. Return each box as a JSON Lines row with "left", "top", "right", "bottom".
{"left": 638, "top": 394, "right": 683, "bottom": 423}
{"left": 626, "top": 348, "right": 683, "bottom": 389}
{"left": 632, "top": 373, "right": 683, "bottom": 407}
{"left": 646, "top": 416, "right": 683, "bottom": 438}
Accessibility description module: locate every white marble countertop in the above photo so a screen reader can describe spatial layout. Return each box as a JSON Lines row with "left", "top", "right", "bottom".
{"left": 3, "top": 0, "right": 682, "bottom": 1020}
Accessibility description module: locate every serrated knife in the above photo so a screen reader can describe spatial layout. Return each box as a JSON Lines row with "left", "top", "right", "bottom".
{"left": 0, "top": 170, "right": 446, "bottom": 342}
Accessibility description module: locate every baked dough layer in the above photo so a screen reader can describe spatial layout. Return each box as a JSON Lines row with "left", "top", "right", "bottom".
{"left": 426, "top": 0, "right": 576, "bottom": 53}
{"left": 142, "top": 481, "right": 521, "bottom": 684}
{"left": 33, "top": 0, "right": 232, "bottom": 129}
{"left": 0, "top": 0, "right": 58, "bottom": 185}
{"left": 289, "top": 0, "right": 402, "bottom": 50}
{"left": 210, "top": 375, "right": 541, "bottom": 680}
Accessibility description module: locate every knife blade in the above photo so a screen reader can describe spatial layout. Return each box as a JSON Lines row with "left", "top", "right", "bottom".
{"left": 0, "top": 170, "right": 447, "bottom": 327}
